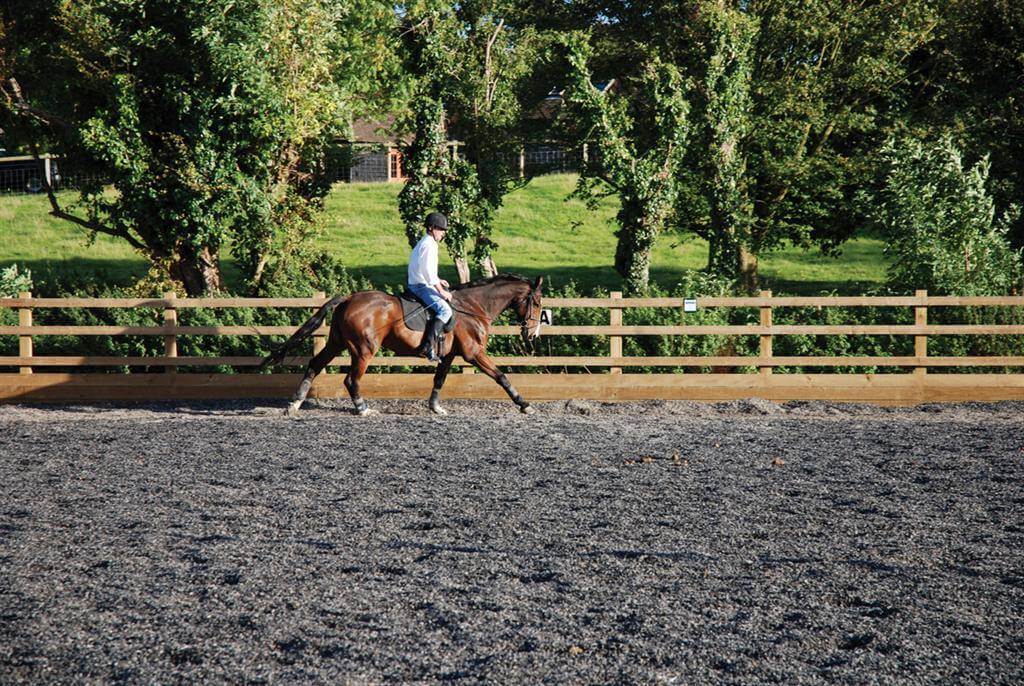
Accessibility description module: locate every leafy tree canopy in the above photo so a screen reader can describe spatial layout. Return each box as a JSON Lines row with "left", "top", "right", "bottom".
{"left": 868, "top": 136, "right": 1022, "bottom": 296}
{"left": 1, "top": 0, "right": 400, "bottom": 295}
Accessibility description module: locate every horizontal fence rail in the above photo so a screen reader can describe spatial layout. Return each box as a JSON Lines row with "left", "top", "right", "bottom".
{"left": 5, "top": 324, "right": 1024, "bottom": 336}
{"left": 3, "top": 290, "right": 1024, "bottom": 403}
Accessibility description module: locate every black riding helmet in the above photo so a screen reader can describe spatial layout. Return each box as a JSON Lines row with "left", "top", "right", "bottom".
{"left": 425, "top": 212, "right": 448, "bottom": 231}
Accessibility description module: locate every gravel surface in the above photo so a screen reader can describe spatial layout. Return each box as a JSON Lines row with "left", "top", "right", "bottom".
{"left": 1, "top": 399, "right": 1023, "bottom": 684}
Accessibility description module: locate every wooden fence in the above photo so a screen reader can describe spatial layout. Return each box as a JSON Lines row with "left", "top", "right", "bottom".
{"left": 2, "top": 291, "right": 1024, "bottom": 404}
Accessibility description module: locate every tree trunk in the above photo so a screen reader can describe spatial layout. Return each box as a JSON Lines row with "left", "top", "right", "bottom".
{"left": 614, "top": 205, "right": 656, "bottom": 293}
{"left": 706, "top": 223, "right": 736, "bottom": 279}
{"left": 172, "top": 245, "right": 224, "bottom": 296}
{"left": 706, "top": 199, "right": 760, "bottom": 291}
{"left": 705, "top": 226, "right": 759, "bottom": 293}
{"left": 472, "top": 235, "right": 498, "bottom": 278}
{"left": 738, "top": 244, "right": 758, "bottom": 293}
{"left": 479, "top": 255, "right": 497, "bottom": 278}
{"left": 454, "top": 256, "right": 471, "bottom": 284}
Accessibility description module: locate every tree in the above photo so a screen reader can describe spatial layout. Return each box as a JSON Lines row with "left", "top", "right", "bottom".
{"left": 690, "top": 2, "right": 757, "bottom": 286}
{"left": 1, "top": 0, "right": 398, "bottom": 295}
{"left": 399, "top": 94, "right": 483, "bottom": 284}
{"left": 685, "top": 0, "right": 941, "bottom": 291}
{"left": 526, "top": 0, "right": 941, "bottom": 291}
{"left": 558, "top": 34, "right": 690, "bottom": 293}
{"left": 869, "top": 136, "right": 1022, "bottom": 296}
{"left": 398, "top": 1, "right": 543, "bottom": 282}
{"left": 907, "top": 0, "right": 1024, "bottom": 249}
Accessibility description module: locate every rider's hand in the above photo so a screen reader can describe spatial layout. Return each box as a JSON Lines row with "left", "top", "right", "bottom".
{"left": 439, "top": 279, "right": 450, "bottom": 288}
{"left": 437, "top": 284, "right": 452, "bottom": 301}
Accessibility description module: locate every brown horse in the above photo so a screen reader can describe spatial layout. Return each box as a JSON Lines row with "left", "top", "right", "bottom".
{"left": 260, "top": 274, "right": 544, "bottom": 417}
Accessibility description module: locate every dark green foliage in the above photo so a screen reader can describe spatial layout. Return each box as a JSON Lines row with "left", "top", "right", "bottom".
{"left": 558, "top": 33, "right": 690, "bottom": 294}
{"left": 772, "top": 304, "right": 911, "bottom": 375}
{"left": 398, "top": 2, "right": 543, "bottom": 280}
{"left": 866, "top": 136, "right": 1023, "bottom": 297}
{"left": 1, "top": 0, "right": 399, "bottom": 295}
{"left": 0, "top": 265, "right": 34, "bottom": 353}
{"left": 398, "top": 96, "right": 483, "bottom": 270}
{"left": 531, "top": 0, "right": 943, "bottom": 289}
{"left": 621, "top": 272, "right": 744, "bottom": 372}
{"left": 908, "top": 0, "right": 1024, "bottom": 249}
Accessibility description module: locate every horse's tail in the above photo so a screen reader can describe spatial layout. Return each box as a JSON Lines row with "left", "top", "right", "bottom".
{"left": 259, "top": 294, "right": 349, "bottom": 370}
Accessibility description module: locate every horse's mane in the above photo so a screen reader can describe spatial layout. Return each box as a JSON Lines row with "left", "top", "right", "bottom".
{"left": 449, "top": 273, "right": 533, "bottom": 291}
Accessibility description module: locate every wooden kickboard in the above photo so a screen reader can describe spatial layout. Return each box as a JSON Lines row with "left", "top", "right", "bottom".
{"left": 2, "top": 372, "right": 1023, "bottom": 405}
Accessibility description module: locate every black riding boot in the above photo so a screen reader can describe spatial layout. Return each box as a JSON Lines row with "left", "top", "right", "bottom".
{"left": 417, "top": 316, "right": 446, "bottom": 362}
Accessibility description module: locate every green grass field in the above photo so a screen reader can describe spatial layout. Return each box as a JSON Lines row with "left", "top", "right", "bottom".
{"left": 0, "top": 174, "right": 889, "bottom": 294}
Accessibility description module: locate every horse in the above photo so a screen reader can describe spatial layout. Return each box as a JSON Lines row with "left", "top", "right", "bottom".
{"left": 260, "top": 274, "right": 544, "bottom": 417}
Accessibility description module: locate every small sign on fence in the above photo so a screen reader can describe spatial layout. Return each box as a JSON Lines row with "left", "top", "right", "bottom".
{"left": 539, "top": 309, "right": 553, "bottom": 326}
{"left": 683, "top": 299, "right": 697, "bottom": 312}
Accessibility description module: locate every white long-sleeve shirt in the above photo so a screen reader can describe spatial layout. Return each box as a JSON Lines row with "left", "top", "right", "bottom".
{"left": 407, "top": 233, "right": 440, "bottom": 287}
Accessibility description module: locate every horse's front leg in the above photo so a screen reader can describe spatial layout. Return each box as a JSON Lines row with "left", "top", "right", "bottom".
{"left": 428, "top": 351, "right": 456, "bottom": 415}
{"left": 469, "top": 352, "right": 535, "bottom": 414}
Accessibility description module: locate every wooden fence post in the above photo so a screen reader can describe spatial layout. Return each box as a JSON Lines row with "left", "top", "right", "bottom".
{"left": 313, "top": 291, "right": 326, "bottom": 359}
{"left": 915, "top": 289, "right": 928, "bottom": 376}
{"left": 18, "top": 291, "right": 32, "bottom": 375}
{"left": 519, "top": 148, "right": 525, "bottom": 179}
{"left": 163, "top": 291, "right": 177, "bottom": 374}
{"left": 610, "top": 291, "right": 622, "bottom": 374}
{"left": 759, "top": 290, "right": 772, "bottom": 376}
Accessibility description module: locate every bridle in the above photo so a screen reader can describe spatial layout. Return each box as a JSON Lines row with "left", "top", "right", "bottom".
{"left": 518, "top": 281, "right": 543, "bottom": 341}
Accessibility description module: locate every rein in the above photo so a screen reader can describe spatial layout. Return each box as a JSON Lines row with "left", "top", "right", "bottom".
{"left": 395, "top": 278, "right": 541, "bottom": 342}
{"left": 450, "top": 281, "right": 541, "bottom": 329}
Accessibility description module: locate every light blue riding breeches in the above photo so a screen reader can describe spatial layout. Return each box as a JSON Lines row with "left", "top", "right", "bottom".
{"left": 408, "top": 283, "right": 453, "bottom": 323}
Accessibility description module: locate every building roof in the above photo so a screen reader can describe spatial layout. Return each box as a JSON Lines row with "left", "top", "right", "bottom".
{"left": 349, "top": 116, "right": 405, "bottom": 145}
{"left": 532, "top": 79, "right": 618, "bottom": 120}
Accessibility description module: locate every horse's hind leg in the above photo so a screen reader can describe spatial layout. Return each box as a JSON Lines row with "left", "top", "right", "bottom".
{"left": 428, "top": 352, "right": 456, "bottom": 415}
{"left": 344, "top": 355, "right": 377, "bottom": 416}
{"left": 286, "top": 343, "right": 338, "bottom": 418}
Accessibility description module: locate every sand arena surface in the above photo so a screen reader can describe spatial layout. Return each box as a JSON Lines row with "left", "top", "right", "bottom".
{"left": 2, "top": 399, "right": 1023, "bottom": 683}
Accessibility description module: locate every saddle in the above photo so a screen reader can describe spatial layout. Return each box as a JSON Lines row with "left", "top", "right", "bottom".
{"left": 399, "top": 290, "right": 457, "bottom": 332}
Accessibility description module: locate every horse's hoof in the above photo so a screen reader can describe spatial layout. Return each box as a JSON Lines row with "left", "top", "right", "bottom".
{"left": 285, "top": 403, "right": 301, "bottom": 418}
{"left": 356, "top": 407, "right": 378, "bottom": 417}
{"left": 520, "top": 404, "right": 536, "bottom": 415}
{"left": 430, "top": 403, "right": 448, "bottom": 416}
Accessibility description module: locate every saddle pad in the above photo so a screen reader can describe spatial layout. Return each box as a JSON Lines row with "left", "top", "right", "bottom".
{"left": 399, "top": 291, "right": 457, "bottom": 332}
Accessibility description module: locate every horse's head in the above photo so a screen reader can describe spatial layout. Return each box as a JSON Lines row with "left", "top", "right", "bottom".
{"left": 513, "top": 276, "right": 544, "bottom": 345}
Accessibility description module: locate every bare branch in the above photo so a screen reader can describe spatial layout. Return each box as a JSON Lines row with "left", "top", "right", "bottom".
{"left": 49, "top": 205, "right": 150, "bottom": 254}
{"left": 5, "top": 79, "right": 149, "bottom": 250}
{"left": 400, "top": 16, "right": 430, "bottom": 38}
{"left": 21, "top": 129, "right": 152, "bottom": 255}
{"left": 483, "top": 19, "right": 505, "bottom": 110}
{"left": 41, "top": 175, "right": 150, "bottom": 254}
{"left": 5, "top": 78, "right": 71, "bottom": 128}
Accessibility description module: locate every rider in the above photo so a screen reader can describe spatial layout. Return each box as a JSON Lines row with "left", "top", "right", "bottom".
{"left": 408, "top": 211, "right": 453, "bottom": 362}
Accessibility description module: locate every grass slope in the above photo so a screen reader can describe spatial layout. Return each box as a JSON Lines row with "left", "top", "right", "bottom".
{"left": 0, "top": 174, "right": 888, "bottom": 294}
